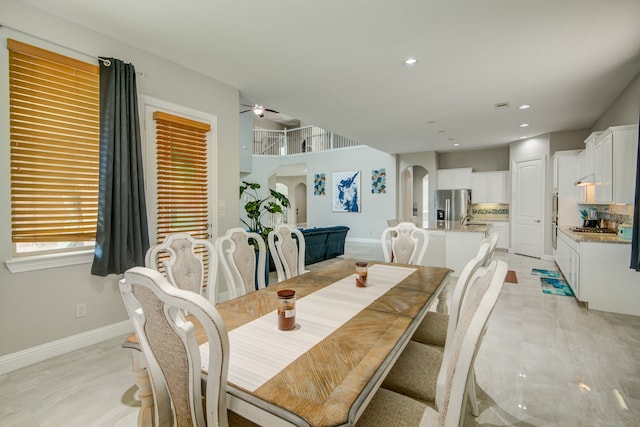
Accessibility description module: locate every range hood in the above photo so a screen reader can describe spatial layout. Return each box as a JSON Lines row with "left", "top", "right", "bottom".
{"left": 574, "top": 174, "right": 595, "bottom": 186}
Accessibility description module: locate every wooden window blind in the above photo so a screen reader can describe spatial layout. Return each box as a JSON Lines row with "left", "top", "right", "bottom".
{"left": 8, "top": 39, "right": 100, "bottom": 245}
{"left": 153, "top": 111, "right": 211, "bottom": 243}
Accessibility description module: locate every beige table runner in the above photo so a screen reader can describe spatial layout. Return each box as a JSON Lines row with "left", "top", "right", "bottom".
{"left": 200, "top": 264, "right": 416, "bottom": 391}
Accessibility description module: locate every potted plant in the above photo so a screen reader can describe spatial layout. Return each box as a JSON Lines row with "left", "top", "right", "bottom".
{"left": 240, "top": 180, "right": 291, "bottom": 244}
{"left": 240, "top": 181, "right": 291, "bottom": 282}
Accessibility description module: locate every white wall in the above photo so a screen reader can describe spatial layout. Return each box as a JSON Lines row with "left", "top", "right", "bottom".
{"left": 243, "top": 146, "right": 396, "bottom": 241}
{"left": 0, "top": 1, "right": 240, "bottom": 358}
{"left": 591, "top": 71, "right": 640, "bottom": 132}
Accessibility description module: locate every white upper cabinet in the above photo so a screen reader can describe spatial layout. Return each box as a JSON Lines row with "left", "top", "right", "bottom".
{"left": 471, "top": 171, "right": 509, "bottom": 203}
{"left": 436, "top": 168, "right": 473, "bottom": 190}
{"left": 593, "top": 125, "right": 637, "bottom": 204}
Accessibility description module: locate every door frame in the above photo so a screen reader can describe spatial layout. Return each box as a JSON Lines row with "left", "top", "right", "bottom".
{"left": 510, "top": 154, "right": 546, "bottom": 258}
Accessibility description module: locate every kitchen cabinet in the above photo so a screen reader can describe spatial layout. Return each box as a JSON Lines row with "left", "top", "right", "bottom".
{"left": 593, "top": 125, "right": 637, "bottom": 204}
{"left": 575, "top": 150, "right": 591, "bottom": 203}
{"left": 555, "top": 231, "right": 580, "bottom": 299}
{"left": 489, "top": 221, "right": 509, "bottom": 249}
{"left": 471, "top": 171, "right": 508, "bottom": 203}
{"left": 582, "top": 131, "right": 600, "bottom": 178}
{"left": 436, "top": 168, "right": 473, "bottom": 190}
{"left": 555, "top": 228, "right": 640, "bottom": 316}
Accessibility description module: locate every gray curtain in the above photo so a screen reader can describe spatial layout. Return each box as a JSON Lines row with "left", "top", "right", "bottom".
{"left": 91, "top": 58, "right": 149, "bottom": 276}
{"left": 631, "top": 119, "right": 640, "bottom": 271}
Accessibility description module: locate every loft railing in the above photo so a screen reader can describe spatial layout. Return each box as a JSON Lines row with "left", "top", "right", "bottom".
{"left": 253, "top": 125, "right": 360, "bottom": 155}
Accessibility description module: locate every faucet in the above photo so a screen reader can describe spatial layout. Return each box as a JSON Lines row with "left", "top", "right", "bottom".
{"left": 461, "top": 215, "right": 473, "bottom": 226}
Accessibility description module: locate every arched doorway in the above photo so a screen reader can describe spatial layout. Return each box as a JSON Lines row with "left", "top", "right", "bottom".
{"left": 400, "top": 165, "right": 429, "bottom": 224}
{"left": 294, "top": 183, "right": 307, "bottom": 227}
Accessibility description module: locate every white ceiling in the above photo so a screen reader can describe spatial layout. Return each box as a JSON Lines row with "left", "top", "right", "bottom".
{"left": 19, "top": 0, "right": 640, "bottom": 154}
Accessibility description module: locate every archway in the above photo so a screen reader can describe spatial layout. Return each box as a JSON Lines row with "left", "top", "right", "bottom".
{"left": 294, "top": 183, "right": 307, "bottom": 227}
{"left": 400, "top": 165, "right": 429, "bottom": 224}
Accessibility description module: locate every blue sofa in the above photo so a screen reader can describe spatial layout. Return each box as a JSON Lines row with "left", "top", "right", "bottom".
{"left": 301, "top": 226, "right": 350, "bottom": 265}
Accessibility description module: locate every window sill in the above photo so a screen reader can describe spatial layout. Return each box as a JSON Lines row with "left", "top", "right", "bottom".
{"left": 5, "top": 250, "right": 94, "bottom": 273}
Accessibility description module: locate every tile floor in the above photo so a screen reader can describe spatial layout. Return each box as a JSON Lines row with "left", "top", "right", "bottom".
{"left": 1, "top": 243, "right": 639, "bottom": 426}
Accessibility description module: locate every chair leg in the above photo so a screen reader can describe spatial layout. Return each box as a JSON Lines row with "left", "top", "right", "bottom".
{"left": 467, "top": 367, "right": 480, "bottom": 417}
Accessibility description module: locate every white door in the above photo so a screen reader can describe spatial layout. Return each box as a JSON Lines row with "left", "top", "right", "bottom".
{"left": 513, "top": 157, "right": 544, "bottom": 257}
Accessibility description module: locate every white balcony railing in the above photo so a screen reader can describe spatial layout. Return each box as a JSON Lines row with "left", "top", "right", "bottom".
{"left": 253, "top": 126, "right": 360, "bottom": 155}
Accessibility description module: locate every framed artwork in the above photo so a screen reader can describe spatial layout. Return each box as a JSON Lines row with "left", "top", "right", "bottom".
{"left": 313, "top": 173, "right": 326, "bottom": 195}
{"left": 371, "top": 168, "right": 386, "bottom": 193}
{"left": 332, "top": 170, "right": 361, "bottom": 213}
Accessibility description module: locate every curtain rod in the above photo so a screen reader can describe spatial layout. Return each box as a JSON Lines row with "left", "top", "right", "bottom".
{"left": 1, "top": 23, "right": 112, "bottom": 66}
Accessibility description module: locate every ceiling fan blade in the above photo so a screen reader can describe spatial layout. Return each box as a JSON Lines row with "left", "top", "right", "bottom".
{"left": 241, "top": 104, "right": 255, "bottom": 108}
{"left": 265, "top": 108, "right": 280, "bottom": 114}
{"left": 239, "top": 110, "right": 252, "bottom": 113}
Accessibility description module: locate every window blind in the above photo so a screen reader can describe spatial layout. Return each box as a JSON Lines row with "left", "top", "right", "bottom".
{"left": 153, "top": 110, "right": 211, "bottom": 241}
{"left": 8, "top": 39, "right": 100, "bottom": 244}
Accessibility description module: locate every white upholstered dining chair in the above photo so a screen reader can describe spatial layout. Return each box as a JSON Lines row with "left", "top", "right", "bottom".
{"left": 119, "top": 266, "right": 230, "bottom": 427}
{"left": 268, "top": 224, "right": 308, "bottom": 282}
{"left": 481, "top": 231, "right": 500, "bottom": 267}
{"left": 145, "top": 233, "right": 219, "bottom": 304}
{"left": 216, "top": 227, "right": 267, "bottom": 299}
{"left": 357, "top": 259, "right": 507, "bottom": 427}
{"left": 412, "top": 239, "right": 492, "bottom": 347}
{"left": 380, "top": 221, "right": 430, "bottom": 265}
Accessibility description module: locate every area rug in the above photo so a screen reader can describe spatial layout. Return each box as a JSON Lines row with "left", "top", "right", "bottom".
{"left": 531, "top": 268, "right": 561, "bottom": 278}
{"left": 505, "top": 270, "right": 518, "bottom": 284}
{"left": 540, "top": 277, "right": 574, "bottom": 296}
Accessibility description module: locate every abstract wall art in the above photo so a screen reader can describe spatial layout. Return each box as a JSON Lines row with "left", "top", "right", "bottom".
{"left": 332, "top": 170, "right": 361, "bottom": 213}
{"left": 313, "top": 173, "right": 326, "bottom": 195}
{"left": 371, "top": 168, "right": 386, "bottom": 194}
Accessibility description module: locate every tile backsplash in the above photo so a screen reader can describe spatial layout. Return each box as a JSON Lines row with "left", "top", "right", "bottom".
{"left": 472, "top": 203, "right": 509, "bottom": 221}
{"left": 578, "top": 203, "right": 634, "bottom": 225}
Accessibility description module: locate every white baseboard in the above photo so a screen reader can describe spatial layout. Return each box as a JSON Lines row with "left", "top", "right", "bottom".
{"left": 0, "top": 320, "right": 133, "bottom": 375}
{"left": 345, "top": 237, "right": 379, "bottom": 245}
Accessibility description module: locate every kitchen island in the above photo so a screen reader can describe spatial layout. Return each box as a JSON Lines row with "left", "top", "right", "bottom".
{"left": 419, "top": 220, "right": 491, "bottom": 277}
{"left": 556, "top": 227, "right": 638, "bottom": 316}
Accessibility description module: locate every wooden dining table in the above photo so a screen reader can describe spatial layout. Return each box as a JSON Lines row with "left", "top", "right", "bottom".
{"left": 125, "top": 258, "right": 451, "bottom": 427}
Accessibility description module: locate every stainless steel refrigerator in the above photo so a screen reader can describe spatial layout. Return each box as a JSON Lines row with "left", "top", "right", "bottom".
{"left": 434, "top": 189, "right": 472, "bottom": 221}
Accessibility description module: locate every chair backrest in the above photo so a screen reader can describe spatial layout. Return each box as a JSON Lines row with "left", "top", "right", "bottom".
{"left": 428, "top": 259, "right": 507, "bottom": 427}
{"left": 387, "top": 218, "right": 399, "bottom": 227}
{"left": 119, "top": 266, "right": 230, "bottom": 427}
{"left": 480, "top": 231, "right": 499, "bottom": 267}
{"left": 268, "top": 224, "right": 307, "bottom": 282}
{"left": 145, "top": 233, "right": 219, "bottom": 304}
{"left": 380, "top": 221, "right": 430, "bottom": 265}
{"left": 216, "top": 228, "right": 266, "bottom": 299}
{"left": 442, "top": 240, "right": 491, "bottom": 356}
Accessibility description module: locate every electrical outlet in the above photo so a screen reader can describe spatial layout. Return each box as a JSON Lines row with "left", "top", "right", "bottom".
{"left": 76, "top": 303, "right": 87, "bottom": 318}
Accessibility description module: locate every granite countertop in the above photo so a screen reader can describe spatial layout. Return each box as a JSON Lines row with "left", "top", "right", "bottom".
{"left": 421, "top": 220, "right": 491, "bottom": 233}
{"left": 558, "top": 226, "right": 631, "bottom": 245}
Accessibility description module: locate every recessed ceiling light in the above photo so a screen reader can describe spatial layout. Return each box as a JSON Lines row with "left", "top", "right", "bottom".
{"left": 437, "top": 129, "right": 446, "bottom": 133}
{"left": 453, "top": 143, "right": 460, "bottom": 147}
{"left": 520, "top": 123, "right": 529, "bottom": 128}
{"left": 403, "top": 57, "right": 418, "bottom": 66}
{"left": 519, "top": 104, "right": 531, "bottom": 110}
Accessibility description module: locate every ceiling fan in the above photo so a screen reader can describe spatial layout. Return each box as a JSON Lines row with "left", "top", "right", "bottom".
{"left": 240, "top": 104, "right": 279, "bottom": 117}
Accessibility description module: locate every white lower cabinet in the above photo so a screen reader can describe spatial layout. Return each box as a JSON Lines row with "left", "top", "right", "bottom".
{"left": 555, "top": 229, "right": 640, "bottom": 316}
{"left": 555, "top": 231, "right": 580, "bottom": 299}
